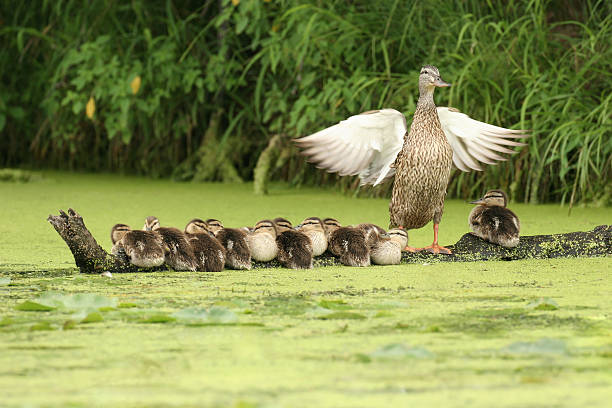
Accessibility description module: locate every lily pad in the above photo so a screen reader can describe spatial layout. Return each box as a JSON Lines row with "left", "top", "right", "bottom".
{"left": 369, "top": 343, "right": 434, "bottom": 360}
{"left": 172, "top": 306, "right": 238, "bottom": 324}
{"left": 527, "top": 298, "right": 559, "bottom": 311}
{"left": 15, "top": 300, "right": 56, "bottom": 311}
{"left": 30, "top": 321, "right": 55, "bottom": 331}
{"left": 318, "top": 299, "right": 351, "bottom": 310}
{"left": 15, "top": 292, "right": 117, "bottom": 312}
{"left": 318, "top": 311, "right": 366, "bottom": 320}
{"left": 81, "top": 312, "right": 104, "bottom": 323}
{"left": 118, "top": 302, "right": 139, "bottom": 309}
{"left": 501, "top": 338, "right": 568, "bottom": 355}
{"left": 141, "top": 314, "right": 176, "bottom": 324}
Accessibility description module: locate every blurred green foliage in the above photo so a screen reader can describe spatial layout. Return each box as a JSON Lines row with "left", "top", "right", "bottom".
{"left": 1, "top": 0, "right": 610, "bottom": 204}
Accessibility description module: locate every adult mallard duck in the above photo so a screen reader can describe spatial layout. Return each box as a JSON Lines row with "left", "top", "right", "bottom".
{"left": 469, "top": 189, "right": 520, "bottom": 248}
{"left": 295, "top": 65, "right": 529, "bottom": 254}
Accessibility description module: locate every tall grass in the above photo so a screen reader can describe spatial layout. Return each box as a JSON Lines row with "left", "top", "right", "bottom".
{"left": 1, "top": 0, "right": 610, "bottom": 204}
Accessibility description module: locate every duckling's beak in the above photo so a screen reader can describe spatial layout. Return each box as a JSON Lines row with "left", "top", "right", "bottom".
{"left": 145, "top": 226, "right": 152, "bottom": 231}
{"left": 469, "top": 198, "right": 485, "bottom": 205}
{"left": 434, "top": 77, "right": 451, "bottom": 87}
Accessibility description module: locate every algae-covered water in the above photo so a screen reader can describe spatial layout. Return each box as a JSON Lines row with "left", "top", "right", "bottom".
{"left": 1, "top": 172, "right": 611, "bottom": 407}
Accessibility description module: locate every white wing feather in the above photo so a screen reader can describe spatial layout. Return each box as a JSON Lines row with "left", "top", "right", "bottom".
{"left": 295, "top": 109, "right": 406, "bottom": 186}
{"left": 437, "top": 107, "right": 529, "bottom": 172}
{"left": 295, "top": 106, "right": 529, "bottom": 184}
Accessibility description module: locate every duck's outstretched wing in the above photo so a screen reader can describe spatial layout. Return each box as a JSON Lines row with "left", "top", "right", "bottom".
{"left": 437, "top": 107, "right": 530, "bottom": 172}
{"left": 294, "top": 109, "right": 406, "bottom": 186}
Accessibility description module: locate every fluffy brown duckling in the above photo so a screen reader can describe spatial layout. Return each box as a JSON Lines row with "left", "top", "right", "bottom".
{"left": 323, "top": 218, "right": 370, "bottom": 267}
{"left": 469, "top": 190, "right": 520, "bottom": 248}
{"left": 184, "top": 218, "right": 226, "bottom": 272}
{"left": 296, "top": 217, "right": 328, "bottom": 256}
{"left": 273, "top": 217, "right": 313, "bottom": 269}
{"left": 110, "top": 224, "right": 165, "bottom": 268}
{"left": 369, "top": 228, "right": 409, "bottom": 265}
{"left": 356, "top": 223, "right": 387, "bottom": 248}
{"left": 247, "top": 219, "right": 279, "bottom": 262}
{"left": 143, "top": 216, "right": 198, "bottom": 271}
{"left": 205, "top": 219, "right": 252, "bottom": 270}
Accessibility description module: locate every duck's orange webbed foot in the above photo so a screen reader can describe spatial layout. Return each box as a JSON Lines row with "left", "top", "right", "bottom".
{"left": 419, "top": 243, "right": 452, "bottom": 255}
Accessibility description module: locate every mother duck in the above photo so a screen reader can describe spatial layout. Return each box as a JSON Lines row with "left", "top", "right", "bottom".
{"left": 295, "top": 65, "right": 529, "bottom": 254}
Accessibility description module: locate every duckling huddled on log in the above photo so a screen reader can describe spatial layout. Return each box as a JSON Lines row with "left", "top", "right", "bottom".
{"left": 143, "top": 216, "right": 198, "bottom": 271}
{"left": 184, "top": 218, "right": 226, "bottom": 272}
{"left": 273, "top": 217, "right": 313, "bottom": 269}
{"left": 205, "top": 218, "right": 252, "bottom": 270}
{"left": 248, "top": 220, "right": 279, "bottom": 262}
{"left": 296, "top": 217, "right": 328, "bottom": 256}
{"left": 324, "top": 218, "right": 370, "bottom": 267}
{"left": 110, "top": 224, "right": 165, "bottom": 268}
{"left": 369, "top": 228, "right": 409, "bottom": 265}
{"left": 469, "top": 190, "right": 520, "bottom": 248}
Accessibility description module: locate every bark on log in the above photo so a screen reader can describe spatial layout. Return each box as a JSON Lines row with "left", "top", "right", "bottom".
{"left": 48, "top": 209, "right": 611, "bottom": 273}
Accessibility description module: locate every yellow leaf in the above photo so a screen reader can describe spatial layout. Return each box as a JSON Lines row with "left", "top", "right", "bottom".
{"left": 86, "top": 97, "right": 95, "bottom": 119}
{"left": 131, "top": 76, "right": 141, "bottom": 95}
{"left": 231, "top": 0, "right": 239, "bottom": 5}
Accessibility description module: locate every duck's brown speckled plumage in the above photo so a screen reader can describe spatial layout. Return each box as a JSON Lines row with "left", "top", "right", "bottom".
{"left": 390, "top": 66, "right": 453, "bottom": 230}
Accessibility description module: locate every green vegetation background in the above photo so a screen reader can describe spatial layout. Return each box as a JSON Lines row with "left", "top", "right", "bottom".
{"left": 1, "top": 0, "right": 610, "bottom": 204}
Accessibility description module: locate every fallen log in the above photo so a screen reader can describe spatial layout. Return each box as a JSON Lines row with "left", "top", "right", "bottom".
{"left": 48, "top": 209, "right": 611, "bottom": 274}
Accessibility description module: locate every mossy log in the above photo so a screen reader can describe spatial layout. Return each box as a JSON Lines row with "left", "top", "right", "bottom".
{"left": 48, "top": 209, "right": 611, "bottom": 273}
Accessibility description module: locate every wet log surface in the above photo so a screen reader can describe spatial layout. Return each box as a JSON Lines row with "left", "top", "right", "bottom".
{"left": 48, "top": 209, "right": 611, "bottom": 274}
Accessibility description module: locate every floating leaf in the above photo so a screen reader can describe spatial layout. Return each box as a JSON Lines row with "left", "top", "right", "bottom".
{"left": 118, "top": 302, "right": 139, "bottom": 309}
{"left": 0, "top": 277, "right": 10, "bottom": 285}
{"left": 141, "top": 314, "right": 176, "bottom": 323}
{"left": 501, "top": 338, "right": 568, "bottom": 355}
{"left": 30, "top": 322, "right": 55, "bottom": 331}
{"left": 130, "top": 75, "right": 141, "bottom": 94}
{"left": 15, "top": 301, "right": 56, "bottom": 311}
{"left": 369, "top": 343, "right": 434, "bottom": 360}
{"left": 62, "top": 293, "right": 117, "bottom": 310}
{"left": 527, "top": 298, "right": 559, "bottom": 311}
{"left": 172, "top": 306, "right": 237, "bottom": 324}
{"left": 63, "top": 320, "right": 77, "bottom": 330}
{"left": 318, "top": 299, "right": 351, "bottom": 310}
{"left": 16, "top": 292, "right": 117, "bottom": 312}
{"left": 81, "top": 312, "right": 103, "bottom": 323}
{"left": 85, "top": 96, "right": 95, "bottom": 119}
{"left": 318, "top": 311, "right": 366, "bottom": 320}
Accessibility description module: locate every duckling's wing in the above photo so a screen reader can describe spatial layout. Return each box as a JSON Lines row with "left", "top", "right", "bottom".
{"left": 437, "top": 107, "right": 530, "bottom": 172}
{"left": 294, "top": 109, "right": 406, "bottom": 186}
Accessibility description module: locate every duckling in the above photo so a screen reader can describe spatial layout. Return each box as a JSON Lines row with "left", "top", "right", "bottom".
{"left": 143, "top": 216, "right": 198, "bottom": 271}
{"left": 469, "top": 189, "right": 520, "bottom": 248}
{"left": 184, "top": 218, "right": 226, "bottom": 272}
{"left": 110, "top": 224, "right": 165, "bottom": 268}
{"left": 296, "top": 217, "right": 328, "bottom": 256}
{"left": 247, "top": 220, "right": 279, "bottom": 262}
{"left": 370, "top": 228, "right": 409, "bottom": 265}
{"left": 205, "top": 219, "right": 252, "bottom": 270}
{"left": 323, "top": 218, "right": 370, "bottom": 267}
{"left": 273, "top": 217, "right": 313, "bottom": 269}
{"left": 356, "top": 223, "right": 387, "bottom": 248}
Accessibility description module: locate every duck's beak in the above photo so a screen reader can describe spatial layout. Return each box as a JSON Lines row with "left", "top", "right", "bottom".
{"left": 469, "top": 198, "right": 485, "bottom": 205}
{"left": 434, "top": 77, "right": 451, "bottom": 87}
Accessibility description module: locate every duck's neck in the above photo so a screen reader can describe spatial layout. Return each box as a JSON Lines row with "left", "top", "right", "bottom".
{"left": 416, "top": 84, "right": 436, "bottom": 111}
